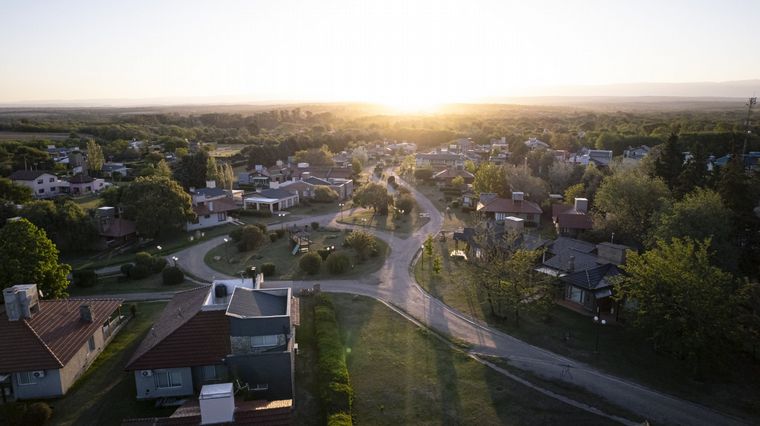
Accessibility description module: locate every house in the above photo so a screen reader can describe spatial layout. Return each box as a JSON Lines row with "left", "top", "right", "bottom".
{"left": 432, "top": 168, "right": 475, "bottom": 186}
{"left": 0, "top": 284, "right": 124, "bottom": 400}
{"left": 414, "top": 151, "right": 464, "bottom": 170}
{"left": 65, "top": 174, "right": 106, "bottom": 195}
{"left": 560, "top": 263, "right": 621, "bottom": 313}
{"left": 278, "top": 180, "right": 315, "bottom": 199}
{"left": 102, "top": 162, "right": 129, "bottom": 177}
{"left": 524, "top": 137, "right": 550, "bottom": 150}
{"left": 187, "top": 182, "right": 238, "bottom": 231}
{"left": 244, "top": 188, "right": 299, "bottom": 212}
{"left": 95, "top": 206, "right": 137, "bottom": 247}
{"left": 622, "top": 145, "right": 651, "bottom": 161}
{"left": 239, "top": 165, "right": 271, "bottom": 189}
{"left": 293, "top": 166, "right": 353, "bottom": 181}
{"left": 125, "top": 278, "right": 298, "bottom": 405}
{"left": 9, "top": 170, "right": 67, "bottom": 198}
{"left": 477, "top": 192, "right": 543, "bottom": 225}
{"left": 461, "top": 189, "right": 477, "bottom": 208}
{"left": 552, "top": 198, "right": 593, "bottom": 236}
{"left": 588, "top": 150, "right": 613, "bottom": 167}
{"left": 302, "top": 176, "right": 354, "bottom": 200}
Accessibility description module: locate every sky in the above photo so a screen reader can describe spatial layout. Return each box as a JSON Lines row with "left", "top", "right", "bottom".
{"left": 1, "top": 0, "right": 759, "bottom": 108}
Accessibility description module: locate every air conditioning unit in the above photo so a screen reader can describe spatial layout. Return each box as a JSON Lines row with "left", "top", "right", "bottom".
{"left": 140, "top": 370, "right": 153, "bottom": 377}
{"left": 32, "top": 370, "right": 45, "bottom": 379}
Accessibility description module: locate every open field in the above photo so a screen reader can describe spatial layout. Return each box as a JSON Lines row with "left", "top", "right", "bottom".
{"left": 414, "top": 238, "right": 760, "bottom": 421}
{"left": 296, "top": 294, "right": 627, "bottom": 425}
{"left": 204, "top": 227, "right": 389, "bottom": 280}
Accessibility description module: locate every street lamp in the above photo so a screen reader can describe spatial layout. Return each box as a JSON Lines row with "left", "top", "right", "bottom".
{"left": 223, "top": 238, "right": 230, "bottom": 263}
{"left": 156, "top": 245, "right": 162, "bottom": 253}
{"left": 593, "top": 315, "right": 607, "bottom": 353}
{"left": 171, "top": 256, "right": 179, "bottom": 267}
{"left": 421, "top": 244, "right": 425, "bottom": 269}
{"left": 338, "top": 203, "right": 345, "bottom": 220}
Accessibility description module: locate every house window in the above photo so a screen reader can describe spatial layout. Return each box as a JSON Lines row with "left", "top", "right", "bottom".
{"left": 88, "top": 336, "right": 96, "bottom": 352}
{"left": 38, "top": 188, "right": 44, "bottom": 194}
{"left": 37, "top": 179, "right": 43, "bottom": 184}
{"left": 49, "top": 177, "right": 54, "bottom": 183}
{"left": 204, "top": 214, "right": 210, "bottom": 219}
{"left": 50, "top": 187, "right": 56, "bottom": 192}
{"left": 155, "top": 370, "right": 183, "bottom": 388}
{"left": 251, "top": 335, "right": 279, "bottom": 348}
{"left": 217, "top": 212, "right": 226, "bottom": 222}
{"left": 202, "top": 365, "right": 218, "bottom": 381}
{"left": 17, "top": 372, "right": 36, "bottom": 386}
{"left": 252, "top": 384, "right": 269, "bottom": 391}
{"left": 85, "top": 186, "right": 91, "bottom": 192}
{"left": 567, "top": 286, "right": 584, "bottom": 304}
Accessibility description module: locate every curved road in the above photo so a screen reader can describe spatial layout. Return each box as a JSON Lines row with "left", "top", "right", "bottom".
{"left": 172, "top": 176, "right": 747, "bottom": 426}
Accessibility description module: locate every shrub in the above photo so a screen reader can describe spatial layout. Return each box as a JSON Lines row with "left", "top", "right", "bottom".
{"left": 275, "top": 228, "right": 286, "bottom": 238}
{"left": 328, "top": 413, "right": 353, "bottom": 426}
{"left": 128, "top": 263, "right": 152, "bottom": 279}
{"left": 162, "top": 266, "right": 185, "bottom": 285}
{"left": 345, "top": 230, "right": 376, "bottom": 260}
{"left": 314, "top": 186, "right": 339, "bottom": 203}
{"left": 451, "top": 200, "right": 460, "bottom": 208}
{"left": 72, "top": 269, "right": 98, "bottom": 288}
{"left": 129, "top": 304, "right": 137, "bottom": 317}
{"left": 151, "top": 257, "right": 167, "bottom": 273}
{"left": 260, "top": 263, "right": 276, "bottom": 277}
{"left": 317, "top": 248, "right": 331, "bottom": 261}
{"left": 134, "top": 251, "right": 153, "bottom": 267}
{"left": 236, "top": 209, "right": 272, "bottom": 218}
{"left": 299, "top": 252, "right": 322, "bottom": 275}
{"left": 414, "top": 168, "right": 433, "bottom": 181}
{"left": 394, "top": 194, "right": 415, "bottom": 214}
{"left": 396, "top": 186, "right": 411, "bottom": 195}
{"left": 325, "top": 252, "right": 350, "bottom": 274}
{"left": 22, "top": 402, "right": 52, "bottom": 426}
{"left": 269, "top": 232, "right": 279, "bottom": 242}
{"left": 314, "top": 294, "right": 353, "bottom": 419}
{"left": 229, "top": 227, "right": 243, "bottom": 242}
{"left": 120, "top": 263, "right": 134, "bottom": 276}
{"left": 311, "top": 221, "right": 320, "bottom": 231}
{"left": 236, "top": 225, "right": 266, "bottom": 252}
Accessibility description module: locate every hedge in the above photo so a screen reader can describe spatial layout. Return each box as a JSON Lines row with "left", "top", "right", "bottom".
{"left": 260, "top": 263, "right": 276, "bottom": 277}
{"left": 162, "top": 266, "right": 185, "bottom": 285}
{"left": 299, "top": 252, "right": 322, "bottom": 275}
{"left": 314, "top": 294, "right": 353, "bottom": 424}
{"left": 325, "top": 252, "right": 350, "bottom": 274}
{"left": 72, "top": 269, "right": 98, "bottom": 288}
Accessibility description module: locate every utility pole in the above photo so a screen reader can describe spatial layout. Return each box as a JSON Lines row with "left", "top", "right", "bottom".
{"left": 741, "top": 96, "right": 757, "bottom": 163}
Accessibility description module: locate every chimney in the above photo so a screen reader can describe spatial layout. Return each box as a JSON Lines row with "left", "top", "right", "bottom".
{"left": 80, "top": 304, "right": 93, "bottom": 322}
{"left": 208, "top": 201, "right": 214, "bottom": 212}
{"left": 512, "top": 192, "right": 524, "bottom": 202}
{"left": 199, "top": 383, "right": 235, "bottom": 425}
{"left": 574, "top": 198, "right": 588, "bottom": 214}
{"left": 206, "top": 180, "right": 216, "bottom": 189}
{"left": 3, "top": 285, "right": 40, "bottom": 321}
{"left": 189, "top": 187, "right": 196, "bottom": 194}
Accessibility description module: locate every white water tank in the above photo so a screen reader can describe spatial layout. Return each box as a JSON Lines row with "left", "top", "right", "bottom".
{"left": 199, "top": 383, "right": 235, "bottom": 425}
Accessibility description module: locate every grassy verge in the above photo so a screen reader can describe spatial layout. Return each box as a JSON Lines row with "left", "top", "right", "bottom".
{"left": 408, "top": 180, "right": 474, "bottom": 232}
{"left": 204, "top": 229, "right": 389, "bottom": 280}
{"left": 48, "top": 302, "right": 173, "bottom": 425}
{"left": 323, "top": 294, "right": 619, "bottom": 425}
{"left": 67, "top": 273, "right": 198, "bottom": 296}
{"left": 414, "top": 238, "right": 760, "bottom": 421}
{"left": 336, "top": 208, "right": 428, "bottom": 238}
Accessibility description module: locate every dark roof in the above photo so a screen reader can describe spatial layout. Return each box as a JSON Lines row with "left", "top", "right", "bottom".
{"left": 543, "top": 250, "right": 599, "bottom": 273}
{"left": 121, "top": 398, "right": 292, "bottom": 425}
{"left": 547, "top": 237, "right": 596, "bottom": 256}
{"left": 432, "top": 168, "right": 475, "bottom": 180}
{"left": 8, "top": 170, "right": 54, "bottom": 181}
{"left": 259, "top": 188, "right": 298, "bottom": 200}
{"left": 192, "top": 198, "right": 238, "bottom": 215}
{"left": 193, "top": 187, "right": 227, "bottom": 198}
{"left": 298, "top": 167, "right": 353, "bottom": 180}
{"left": 557, "top": 213, "right": 593, "bottom": 230}
{"left": 100, "top": 218, "right": 137, "bottom": 238}
{"left": 303, "top": 176, "right": 332, "bottom": 186}
{"left": 0, "top": 298, "right": 122, "bottom": 372}
{"left": 126, "top": 287, "right": 230, "bottom": 370}
{"left": 478, "top": 197, "right": 543, "bottom": 215}
{"left": 560, "top": 264, "right": 621, "bottom": 291}
{"left": 416, "top": 152, "right": 462, "bottom": 161}
{"left": 67, "top": 174, "right": 96, "bottom": 184}
{"left": 226, "top": 288, "right": 287, "bottom": 318}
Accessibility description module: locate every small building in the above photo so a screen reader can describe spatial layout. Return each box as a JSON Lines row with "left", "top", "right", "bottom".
{"left": 302, "top": 176, "right": 354, "bottom": 200}
{"left": 552, "top": 198, "right": 593, "bottom": 236}
{"left": 432, "top": 168, "right": 475, "bottom": 186}
{"left": 476, "top": 192, "right": 543, "bottom": 225}
{"left": 524, "top": 137, "right": 550, "bottom": 150}
{"left": 186, "top": 182, "right": 239, "bottom": 231}
{"left": 560, "top": 264, "right": 621, "bottom": 313}
{"left": 102, "top": 162, "right": 129, "bottom": 177}
{"left": 0, "top": 285, "right": 123, "bottom": 400}
{"left": 622, "top": 145, "right": 651, "bottom": 161}
{"left": 96, "top": 206, "right": 137, "bottom": 247}
{"left": 9, "top": 170, "right": 67, "bottom": 199}
{"left": 278, "top": 180, "right": 315, "bottom": 199}
{"left": 414, "top": 151, "right": 465, "bottom": 170}
{"left": 65, "top": 174, "right": 106, "bottom": 195}
{"left": 244, "top": 188, "right": 300, "bottom": 212}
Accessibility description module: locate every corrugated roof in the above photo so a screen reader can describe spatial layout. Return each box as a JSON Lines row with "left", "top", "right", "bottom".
{"left": 0, "top": 298, "right": 122, "bottom": 372}
{"left": 126, "top": 287, "right": 231, "bottom": 370}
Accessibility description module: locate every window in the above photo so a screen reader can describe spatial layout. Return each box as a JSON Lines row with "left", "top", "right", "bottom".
{"left": 252, "top": 383, "right": 269, "bottom": 391}
{"left": 155, "top": 370, "right": 183, "bottom": 388}
{"left": 38, "top": 188, "right": 44, "bottom": 194}
{"left": 37, "top": 179, "right": 43, "bottom": 184}
{"left": 202, "top": 365, "right": 218, "bottom": 381}
{"left": 50, "top": 187, "right": 56, "bottom": 192}
{"left": 88, "top": 336, "right": 96, "bottom": 352}
{"left": 17, "top": 372, "right": 36, "bottom": 385}
{"left": 567, "top": 286, "right": 584, "bottom": 304}
{"left": 251, "top": 335, "right": 279, "bottom": 348}
{"left": 217, "top": 212, "right": 226, "bottom": 222}
{"left": 49, "top": 177, "right": 54, "bottom": 182}
{"left": 204, "top": 214, "right": 210, "bottom": 219}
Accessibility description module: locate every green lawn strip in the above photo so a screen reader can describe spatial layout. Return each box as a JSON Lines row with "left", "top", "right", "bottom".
{"left": 415, "top": 238, "right": 760, "bottom": 421}
{"left": 204, "top": 229, "right": 388, "bottom": 280}
{"left": 335, "top": 208, "right": 427, "bottom": 238}
{"left": 49, "top": 302, "right": 174, "bottom": 425}
{"left": 70, "top": 193, "right": 102, "bottom": 211}
{"left": 329, "top": 294, "right": 617, "bottom": 425}
{"left": 293, "top": 297, "right": 324, "bottom": 425}
{"left": 65, "top": 224, "right": 237, "bottom": 270}
{"left": 67, "top": 273, "right": 198, "bottom": 296}
{"left": 236, "top": 202, "right": 343, "bottom": 226}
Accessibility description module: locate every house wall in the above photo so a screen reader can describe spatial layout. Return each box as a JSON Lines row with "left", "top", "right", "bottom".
{"left": 58, "top": 327, "right": 108, "bottom": 394}
{"left": 133, "top": 367, "right": 194, "bottom": 400}
{"left": 11, "top": 368, "right": 64, "bottom": 399}
{"left": 14, "top": 174, "right": 64, "bottom": 199}
{"left": 226, "top": 352, "right": 294, "bottom": 400}
{"left": 229, "top": 317, "right": 290, "bottom": 337}
{"left": 190, "top": 364, "right": 230, "bottom": 392}
{"left": 186, "top": 213, "right": 233, "bottom": 231}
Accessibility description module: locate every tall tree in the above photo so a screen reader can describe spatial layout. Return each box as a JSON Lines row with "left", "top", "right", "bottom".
{"left": 0, "top": 177, "right": 33, "bottom": 203}
{"left": 615, "top": 238, "right": 739, "bottom": 374}
{"left": 206, "top": 156, "right": 220, "bottom": 183}
{"left": 86, "top": 140, "right": 105, "bottom": 175}
{"left": 0, "top": 218, "right": 71, "bottom": 299}
{"left": 119, "top": 176, "right": 194, "bottom": 237}
{"left": 173, "top": 150, "right": 208, "bottom": 189}
{"left": 675, "top": 145, "right": 707, "bottom": 197}
{"left": 154, "top": 159, "right": 173, "bottom": 178}
{"left": 653, "top": 132, "right": 683, "bottom": 191}
{"left": 20, "top": 200, "right": 98, "bottom": 253}
{"left": 294, "top": 145, "right": 334, "bottom": 166}
{"left": 352, "top": 183, "right": 392, "bottom": 215}
{"left": 473, "top": 163, "right": 508, "bottom": 197}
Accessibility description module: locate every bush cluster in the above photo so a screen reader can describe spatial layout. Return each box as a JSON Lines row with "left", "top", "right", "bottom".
{"left": 121, "top": 252, "right": 167, "bottom": 280}
{"left": 235, "top": 209, "right": 273, "bottom": 218}
{"left": 325, "top": 252, "right": 350, "bottom": 274}
{"left": 314, "top": 294, "right": 353, "bottom": 424}
{"left": 162, "top": 266, "right": 185, "bottom": 285}
{"left": 260, "top": 262, "right": 276, "bottom": 277}
{"left": 72, "top": 269, "right": 98, "bottom": 288}
{"left": 299, "top": 252, "right": 322, "bottom": 275}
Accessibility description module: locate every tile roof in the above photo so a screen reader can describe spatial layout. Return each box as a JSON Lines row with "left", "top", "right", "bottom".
{"left": 193, "top": 187, "right": 227, "bottom": 198}
{"left": 543, "top": 250, "right": 600, "bottom": 273}
{"left": 192, "top": 198, "right": 238, "bottom": 216}
{"left": 9, "top": 170, "right": 54, "bottom": 181}
{"left": 303, "top": 176, "right": 332, "bottom": 186}
{"left": 126, "top": 287, "right": 230, "bottom": 370}
{"left": 259, "top": 188, "right": 298, "bottom": 200}
{"left": 478, "top": 197, "right": 543, "bottom": 215}
{"left": 121, "top": 398, "right": 292, "bottom": 425}
{"left": 0, "top": 298, "right": 122, "bottom": 372}
{"left": 547, "top": 237, "right": 597, "bottom": 256}
{"left": 560, "top": 263, "right": 621, "bottom": 290}
{"left": 99, "top": 218, "right": 137, "bottom": 238}
{"left": 556, "top": 213, "right": 593, "bottom": 230}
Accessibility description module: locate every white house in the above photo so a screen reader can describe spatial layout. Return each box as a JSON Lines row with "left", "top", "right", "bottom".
{"left": 244, "top": 188, "right": 299, "bottom": 212}
{"left": 186, "top": 182, "right": 238, "bottom": 231}
{"left": 9, "top": 170, "right": 67, "bottom": 198}
{"left": 65, "top": 174, "right": 106, "bottom": 195}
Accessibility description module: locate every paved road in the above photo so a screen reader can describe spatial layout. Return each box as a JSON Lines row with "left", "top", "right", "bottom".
{"left": 143, "top": 175, "right": 748, "bottom": 425}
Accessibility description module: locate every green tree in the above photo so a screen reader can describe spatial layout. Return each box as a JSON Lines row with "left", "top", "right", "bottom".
{"left": 394, "top": 194, "right": 415, "bottom": 214}
{"left": 20, "top": 200, "right": 98, "bottom": 253}
{"left": 490, "top": 250, "right": 552, "bottom": 324}
{"left": 563, "top": 183, "right": 585, "bottom": 203}
{"left": 314, "top": 186, "right": 339, "bottom": 203}
{"left": 345, "top": 230, "right": 376, "bottom": 260}
{"left": 352, "top": 183, "right": 391, "bottom": 214}
{"left": 86, "top": 139, "right": 105, "bottom": 174}
{"left": 173, "top": 150, "right": 208, "bottom": 189}
{"left": 154, "top": 159, "right": 173, "bottom": 178}
{"left": 464, "top": 160, "right": 477, "bottom": 174}
{"left": 424, "top": 234, "right": 434, "bottom": 258}
{"left": 547, "top": 162, "right": 576, "bottom": 194}
{"left": 413, "top": 167, "right": 433, "bottom": 181}
{"left": 0, "top": 177, "right": 33, "bottom": 203}
{"left": 473, "top": 163, "right": 508, "bottom": 197}
{"left": 234, "top": 225, "right": 266, "bottom": 252}
{"left": 615, "top": 238, "right": 739, "bottom": 373}
{"left": 206, "top": 156, "right": 220, "bottom": 183}
{"left": 505, "top": 166, "right": 549, "bottom": 203}
{"left": 0, "top": 219, "right": 71, "bottom": 299}
{"left": 299, "top": 251, "right": 322, "bottom": 275}
{"left": 653, "top": 133, "right": 683, "bottom": 191}
{"left": 432, "top": 255, "right": 442, "bottom": 274}
{"left": 450, "top": 175, "right": 465, "bottom": 188}
{"left": 351, "top": 158, "right": 362, "bottom": 175}
{"left": 675, "top": 146, "right": 707, "bottom": 197}
{"left": 119, "top": 176, "right": 194, "bottom": 237}
{"left": 295, "top": 145, "right": 334, "bottom": 166}
{"left": 594, "top": 168, "right": 670, "bottom": 244}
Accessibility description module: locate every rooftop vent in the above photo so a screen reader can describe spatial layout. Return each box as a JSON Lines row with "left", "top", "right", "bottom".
{"left": 80, "top": 304, "right": 93, "bottom": 322}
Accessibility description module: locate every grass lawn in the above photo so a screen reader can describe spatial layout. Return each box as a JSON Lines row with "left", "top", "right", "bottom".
{"left": 70, "top": 193, "right": 102, "bottom": 211}
{"left": 414, "top": 238, "right": 760, "bottom": 421}
{"left": 65, "top": 224, "right": 237, "bottom": 271}
{"left": 410, "top": 180, "right": 475, "bottom": 232}
{"left": 336, "top": 207, "right": 428, "bottom": 239}
{"left": 235, "top": 202, "right": 342, "bottom": 226}
{"left": 48, "top": 302, "right": 173, "bottom": 425}
{"left": 204, "top": 228, "right": 389, "bottom": 280}
{"left": 296, "top": 294, "right": 622, "bottom": 425}
{"left": 68, "top": 272, "right": 199, "bottom": 297}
